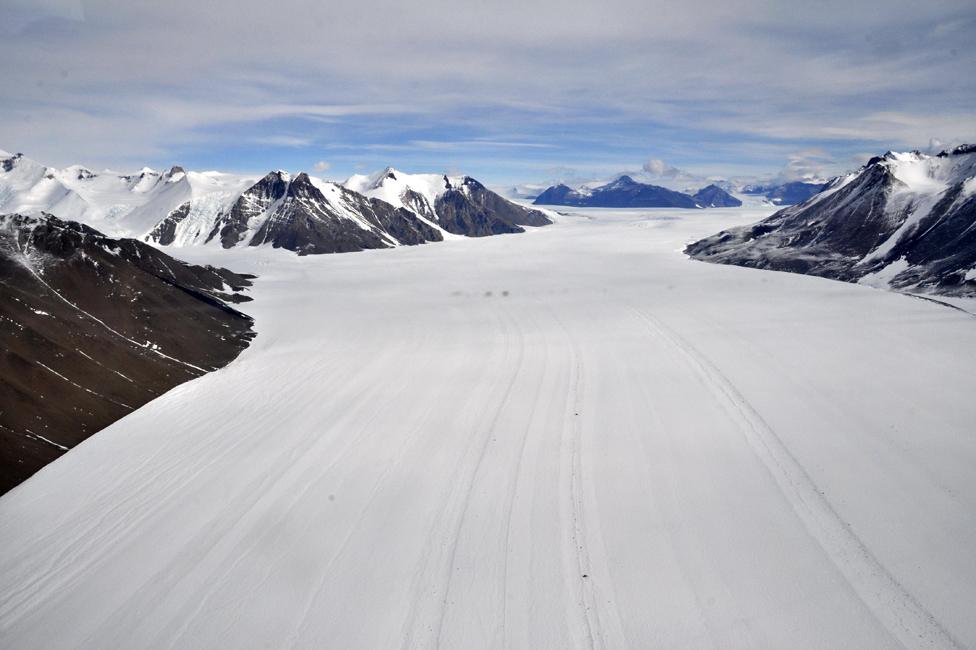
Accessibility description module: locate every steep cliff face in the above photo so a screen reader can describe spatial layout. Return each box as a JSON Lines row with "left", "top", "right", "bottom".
{"left": 207, "top": 171, "right": 290, "bottom": 248}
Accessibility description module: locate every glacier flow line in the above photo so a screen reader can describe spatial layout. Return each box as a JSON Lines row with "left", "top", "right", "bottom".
{"left": 625, "top": 303, "right": 962, "bottom": 650}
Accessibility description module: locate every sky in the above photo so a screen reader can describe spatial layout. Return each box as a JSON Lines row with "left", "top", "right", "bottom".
{"left": 2, "top": 0, "right": 975, "bottom": 188}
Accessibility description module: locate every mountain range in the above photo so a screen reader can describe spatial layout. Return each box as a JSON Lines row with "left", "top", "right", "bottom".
{"left": 532, "top": 175, "right": 741, "bottom": 208}
{"left": 740, "top": 180, "right": 828, "bottom": 205}
{"left": 0, "top": 152, "right": 552, "bottom": 256}
{"left": 0, "top": 150, "right": 557, "bottom": 490}
{"left": 686, "top": 145, "right": 976, "bottom": 297}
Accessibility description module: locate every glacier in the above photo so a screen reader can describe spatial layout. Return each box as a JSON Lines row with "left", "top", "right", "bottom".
{"left": 1, "top": 205, "right": 975, "bottom": 648}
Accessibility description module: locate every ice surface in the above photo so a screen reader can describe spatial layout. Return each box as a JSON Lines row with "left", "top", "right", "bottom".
{"left": 1, "top": 206, "right": 975, "bottom": 648}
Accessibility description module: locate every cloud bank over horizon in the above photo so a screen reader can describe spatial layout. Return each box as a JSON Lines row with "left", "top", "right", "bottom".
{"left": 1, "top": 0, "right": 974, "bottom": 185}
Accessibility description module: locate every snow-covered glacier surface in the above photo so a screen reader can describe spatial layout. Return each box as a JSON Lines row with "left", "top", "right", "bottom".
{"left": 2, "top": 206, "right": 976, "bottom": 649}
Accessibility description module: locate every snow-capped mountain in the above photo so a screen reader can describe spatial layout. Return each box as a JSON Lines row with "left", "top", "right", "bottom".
{"left": 0, "top": 152, "right": 551, "bottom": 256}
{"left": 532, "top": 175, "right": 740, "bottom": 209}
{"left": 152, "top": 171, "right": 444, "bottom": 255}
{"left": 686, "top": 145, "right": 976, "bottom": 296}
{"left": 0, "top": 212, "right": 254, "bottom": 493}
{"left": 344, "top": 167, "right": 551, "bottom": 236}
{"left": 0, "top": 151, "right": 253, "bottom": 240}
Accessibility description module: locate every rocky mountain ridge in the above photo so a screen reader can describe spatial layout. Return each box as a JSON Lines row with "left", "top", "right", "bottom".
{"left": 686, "top": 146, "right": 976, "bottom": 297}
{"left": 0, "top": 152, "right": 552, "bottom": 257}
{"left": 533, "top": 175, "right": 740, "bottom": 209}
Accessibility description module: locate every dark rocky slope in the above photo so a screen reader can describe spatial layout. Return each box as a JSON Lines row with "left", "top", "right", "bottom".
{"left": 434, "top": 176, "right": 551, "bottom": 236}
{"left": 249, "top": 173, "right": 442, "bottom": 255}
{"left": 1, "top": 213, "right": 255, "bottom": 493}
{"left": 207, "top": 170, "right": 290, "bottom": 248}
{"left": 686, "top": 147, "right": 976, "bottom": 297}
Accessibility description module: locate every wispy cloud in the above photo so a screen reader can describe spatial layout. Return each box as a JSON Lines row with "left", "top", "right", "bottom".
{"left": 251, "top": 135, "right": 314, "bottom": 148}
{"left": 1, "top": 0, "right": 973, "bottom": 183}
{"left": 642, "top": 159, "right": 682, "bottom": 179}
{"left": 775, "top": 149, "right": 836, "bottom": 183}
{"left": 410, "top": 140, "right": 556, "bottom": 150}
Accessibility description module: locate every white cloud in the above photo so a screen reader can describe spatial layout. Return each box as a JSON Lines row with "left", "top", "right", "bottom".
{"left": 641, "top": 159, "right": 682, "bottom": 179}
{"left": 774, "top": 149, "right": 836, "bottom": 183}
{"left": 252, "top": 135, "right": 312, "bottom": 148}
{"left": 312, "top": 160, "right": 331, "bottom": 172}
{"left": 1, "top": 0, "right": 973, "bottom": 174}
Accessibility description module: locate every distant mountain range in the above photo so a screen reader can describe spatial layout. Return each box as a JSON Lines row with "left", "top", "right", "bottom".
{"left": 532, "top": 175, "right": 741, "bottom": 208}
{"left": 0, "top": 152, "right": 551, "bottom": 256}
{"left": 0, "top": 212, "right": 255, "bottom": 493}
{"left": 740, "top": 180, "right": 828, "bottom": 205}
{"left": 686, "top": 145, "right": 976, "bottom": 297}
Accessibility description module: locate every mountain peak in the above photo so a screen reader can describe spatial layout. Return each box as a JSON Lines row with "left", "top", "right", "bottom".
{"left": 687, "top": 146, "right": 976, "bottom": 296}
{"left": 66, "top": 165, "right": 97, "bottom": 180}
{"left": 610, "top": 175, "right": 637, "bottom": 186}
{"left": 1, "top": 152, "right": 25, "bottom": 172}
{"left": 692, "top": 184, "right": 742, "bottom": 208}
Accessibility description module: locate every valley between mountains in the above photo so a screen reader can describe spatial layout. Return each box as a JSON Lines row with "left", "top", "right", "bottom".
{"left": 2, "top": 205, "right": 975, "bottom": 648}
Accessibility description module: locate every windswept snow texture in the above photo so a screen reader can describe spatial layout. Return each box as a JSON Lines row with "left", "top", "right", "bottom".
{"left": 687, "top": 146, "right": 976, "bottom": 296}
{"left": 2, "top": 206, "right": 976, "bottom": 648}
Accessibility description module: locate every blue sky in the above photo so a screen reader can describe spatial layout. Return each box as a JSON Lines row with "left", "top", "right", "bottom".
{"left": 2, "top": 0, "right": 974, "bottom": 188}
